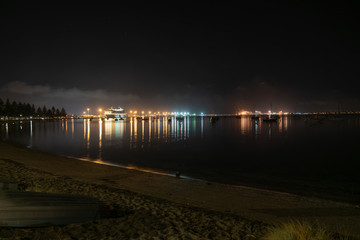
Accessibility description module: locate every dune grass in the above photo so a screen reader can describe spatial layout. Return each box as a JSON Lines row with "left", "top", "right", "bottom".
{"left": 262, "top": 221, "right": 350, "bottom": 240}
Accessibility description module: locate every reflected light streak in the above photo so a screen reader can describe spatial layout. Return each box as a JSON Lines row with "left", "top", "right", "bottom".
{"left": 72, "top": 119, "right": 74, "bottom": 139}
{"left": 158, "top": 118, "right": 160, "bottom": 140}
{"left": 115, "top": 120, "right": 119, "bottom": 138}
{"left": 184, "top": 117, "right": 187, "bottom": 139}
{"left": 134, "top": 118, "right": 138, "bottom": 145}
{"left": 130, "top": 118, "right": 133, "bottom": 149}
{"left": 77, "top": 158, "right": 173, "bottom": 177}
{"left": 240, "top": 117, "right": 249, "bottom": 135}
{"left": 142, "top": 120, "right": 145, "bottom": 143}
{"left": 180, "top": 121, "right": 183, "bottom": 140}
{"left": 171, "top": 117, "right": 175, "bottom": 140}
{"left": 30, "top": 121, "right": 33, "bottom": 138}
{"left": 87, "top": 119, "right": 90, "bottom": 150}
{"left": 5, "top": 123, "right": 8, "bottom": 139}
{"left": 284, "top": 116, "right": 289, "bottom": 131}
{"left": 120, "top": 120, "right": 125, "bottom": 139}
{"left": 149, "top": 117, "right": 152, "bottom": 143}
{"left": 105, "top": 119, "right": 113, "bottom": 138}
{"left": 163, "top": 117, "right": 167, "bottom": 142}
{"left": 201, "top": 116, "right": 204, "bottom": 137}
{"left": 187, "top": 116, "right": 190, "bottom": 138}
{"left": 99, "top": 118, "right": 102, "bottom": 151}
{"left": 254, "top": 120, "right": 258, "bottom": 139}
{"left": 279, "top": 117, "right": 283, "bottom": 133}
{"left": 29, "top": 121, "right": 33, "bottom": 147}
{"left": 83, "top": 119, "right": 86, "bottom": 140}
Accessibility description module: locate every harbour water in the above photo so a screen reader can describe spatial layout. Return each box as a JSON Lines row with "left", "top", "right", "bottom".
{"left": 1, "top": 116, "right": 360, "bottom": 202}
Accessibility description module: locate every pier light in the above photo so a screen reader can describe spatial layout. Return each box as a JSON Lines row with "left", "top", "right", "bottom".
{"left": 83, "top": 112, "right": 86, "bottom": 114}
{"left": 134, "top": 111, "right": 137, "bottom": 114}
{"left": 149, "top": 111, "right": 152, "bottom": 114}
{"left": 98, "top": 108, "right": 102, "bottom": 112}
{"left": 130, "top": 110, "right": 133, "bottom": 114}
{"left": 141, "top": 111, "right": 144, "bottom": 114}
{"left": 157, "top": 111, "right": 160, "bottom": 114}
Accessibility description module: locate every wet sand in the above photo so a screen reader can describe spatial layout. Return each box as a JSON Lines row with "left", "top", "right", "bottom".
{"left": 0, "top": 141, "right": 359, "bottom": 239}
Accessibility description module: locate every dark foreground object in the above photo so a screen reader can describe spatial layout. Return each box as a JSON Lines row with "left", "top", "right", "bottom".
{"left": 0, "top": 189, "right": 100, "bottom": 227}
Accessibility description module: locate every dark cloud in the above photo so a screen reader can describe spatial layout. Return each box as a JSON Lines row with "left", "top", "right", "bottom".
{"left": 0, "top": 82, "right": 140, "bottom": 114}
{"left": 0, "top": 1, "right": 359, "bottom": 113}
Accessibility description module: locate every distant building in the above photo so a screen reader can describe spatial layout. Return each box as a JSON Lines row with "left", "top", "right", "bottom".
{"left": 104, "top": 107, "right": 126, "bottom": 118}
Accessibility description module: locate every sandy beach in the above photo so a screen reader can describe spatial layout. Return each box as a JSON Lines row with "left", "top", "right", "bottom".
{"left": 0, "top": 141, "right": 359, "bottom": 239}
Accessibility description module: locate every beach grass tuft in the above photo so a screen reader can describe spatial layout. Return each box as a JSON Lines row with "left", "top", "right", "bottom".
{"left": 262, "top": 220, "right": 350, "bottom": 240}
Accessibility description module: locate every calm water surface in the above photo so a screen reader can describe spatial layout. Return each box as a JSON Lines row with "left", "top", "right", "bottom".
{"left": 1, "top": 116, "right": 360, "bottom": 201}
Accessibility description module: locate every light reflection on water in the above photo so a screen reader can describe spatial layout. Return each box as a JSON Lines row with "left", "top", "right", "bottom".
{"left": 1, "top": 116, "right": 360, "bottom": 192}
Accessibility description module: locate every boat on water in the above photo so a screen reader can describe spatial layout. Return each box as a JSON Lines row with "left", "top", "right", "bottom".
{"left": 210, "top": 116, "right": 219, "bottom": 123}
{"left": 0, "top": 179, "right": 100, "bottom": 227}
{"left": 262, "top": 117, "right": 278, "bottom": 122}
{"left": 104, "top": 107, "right": 126, "bottom": 119}
{"left": 262, "top": 103, "right": 279, "bottom": 122}
{"left": 304, "top": 118, "right": 323, "bottom": 125}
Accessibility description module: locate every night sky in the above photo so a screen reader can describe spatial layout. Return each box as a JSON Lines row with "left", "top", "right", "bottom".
{"left": 1, "top": 1, "right": 359, "bottom": 114}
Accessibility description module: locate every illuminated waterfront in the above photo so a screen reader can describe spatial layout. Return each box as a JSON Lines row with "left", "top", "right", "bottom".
{"left": 1, "top": 115, "right": 360, "bottom": 201}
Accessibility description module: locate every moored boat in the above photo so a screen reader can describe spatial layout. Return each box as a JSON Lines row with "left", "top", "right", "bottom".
{"left": 104, "top": 107, "right": 126, "bottom": 119}
{"left": 0, "top": 190, "right": 100, "bottom": 227}
{"left": 262, "top": 117, "right": 278, "bottom": 122}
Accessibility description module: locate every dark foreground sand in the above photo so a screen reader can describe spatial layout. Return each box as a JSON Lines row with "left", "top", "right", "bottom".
{"left": 0, "top": 141, "right": 359, "bottom": 239}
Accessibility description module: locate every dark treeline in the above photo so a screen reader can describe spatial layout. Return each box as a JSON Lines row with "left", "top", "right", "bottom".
{"left": 0, "top": 98, "right": 67, "bottom": 118}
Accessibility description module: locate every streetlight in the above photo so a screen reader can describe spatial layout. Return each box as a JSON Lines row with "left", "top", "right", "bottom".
{"left": 98, "top": 108, "right": 102, "bottom": 116}
{"left": 87, "top": 108, "right": 90, "bottom": 115}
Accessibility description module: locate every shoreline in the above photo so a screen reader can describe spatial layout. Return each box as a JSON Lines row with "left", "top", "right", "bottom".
{"left": 8, "top": 138, "right": 358, "bottom": 207}
{"left": 23, "top": 140, "right": 360, "bottom": 206}
{"left": 1, "top": 141, "right": 360, "bottom": 239}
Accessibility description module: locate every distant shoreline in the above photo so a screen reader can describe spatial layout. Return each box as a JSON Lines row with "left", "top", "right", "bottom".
{"left": 1, "top": 111, "right": 360, "bottom": 122}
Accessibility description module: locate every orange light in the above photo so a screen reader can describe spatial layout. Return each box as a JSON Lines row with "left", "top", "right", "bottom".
{"left": 241, "top": 111, "right": 249, "bottom": 115}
